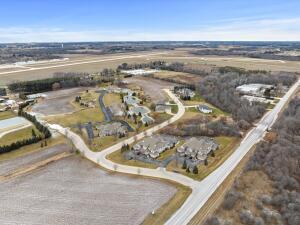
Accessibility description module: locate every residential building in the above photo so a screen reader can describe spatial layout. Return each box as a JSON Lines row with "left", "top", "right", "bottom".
{"left": 96, "top": 122, "right": 127, "bottom": 137}
{"left": 141, "top": 114, "right": 154, "bottom": 125}
{"left": 132, "top": 135, "right": 178, "bottom": 159}
{"left": 198, "top": 104, "right": 213, "bottom": 114}
{"left": 123, "top": 95, "right": 140, "bottom": 106}
{"left": 177, "top": 137, "right": 218, "bottom": 161}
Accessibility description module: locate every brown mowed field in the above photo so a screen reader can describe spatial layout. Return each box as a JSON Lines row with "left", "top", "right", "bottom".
{"left": 0, "top": 154, "right": 177, "bottom": 225}
{"left": 1, "top": 49, "right": 299, "bottom": 85}
{"left": 0, "top": 51, "right": 169, "bottom": 85}
{"left": 153, "top": 50, "right": 300, "bottom": 72}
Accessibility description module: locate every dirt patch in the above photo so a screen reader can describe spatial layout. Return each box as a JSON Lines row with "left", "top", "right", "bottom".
{"left": 126, "top": 76, "right": 174, "bottom": 102}
{"left": 0, "top": 155, "right": 176, "bottom": 225}
{"left": 32, "top": 87, "right": 87, "bottom": 116}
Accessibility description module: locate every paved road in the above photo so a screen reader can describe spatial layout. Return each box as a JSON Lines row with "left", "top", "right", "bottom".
{"left": 49, "top": 80, "right": 299, "bottom": 225}
{"left": 165, "top": 79, "right": 300, "bottom": 225}
{"left": 97, "top": 90, "right": 113, "bottom": 122}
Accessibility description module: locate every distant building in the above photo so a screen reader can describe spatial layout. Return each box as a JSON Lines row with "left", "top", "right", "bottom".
{"left": 27, "top": 93, "right": 47, "bottom": 99}
{"left": 236, "top": 83, "right": 274, "bottom": 97}
{"left": 197, "top": 104, "right": 212, "bottom": 114}
{"left": 132, "top": 135, "right": 178, "bottom": 159}
{"left": 121, "top": 69, "right": 159, "bottom": 76}
{"left": 177, "top": 137, "right": 218, "bottom": 161}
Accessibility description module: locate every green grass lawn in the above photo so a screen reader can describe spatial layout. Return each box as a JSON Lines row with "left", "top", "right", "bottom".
{"left": 0, "top": 126, "right": 42, "bottom": 146}
{"left": 171, "top": 105, "right": 178, "bottom": 114}
{"left": 0, "top": 136, "right": 66, "bottom": 162}
{"left": 103, "top": 93, "right": 122, "bottom": 107}
{"left": 0, "top": 111, "right": 16, "bottom": 120}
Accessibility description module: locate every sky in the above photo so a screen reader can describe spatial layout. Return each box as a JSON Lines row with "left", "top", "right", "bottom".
{"left": 0, "top": 0, "right": 299, "bottom": 42}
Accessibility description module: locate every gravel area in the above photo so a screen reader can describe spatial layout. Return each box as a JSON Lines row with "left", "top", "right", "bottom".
{"left": 0, "top": 155, "right": 176, "bottom": 225}
{"left": 0, "top": 144, "right": 69, "bottom": 176}
{"left": 126, "top": 76, "right": 174, "bottom": 103}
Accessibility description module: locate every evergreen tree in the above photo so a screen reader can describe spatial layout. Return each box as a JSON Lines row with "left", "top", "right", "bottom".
{"left": 182, "top": 159, "right": 187, "bottom": 169}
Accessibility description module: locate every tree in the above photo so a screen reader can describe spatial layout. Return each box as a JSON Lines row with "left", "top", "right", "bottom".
{"left": 52, "top": 82, "right": 61, "bottom": 91}
{"left": 182, "top": 159, "right": 187, "bottom": 169}
{"left": 32, "top": 129, "right": 36, "bottom": 137}
{"left": 193, "top": 166, "right": 198, "bottom": 174}
{"left": 204, "top": 159, "right": 208, "bottom": 166}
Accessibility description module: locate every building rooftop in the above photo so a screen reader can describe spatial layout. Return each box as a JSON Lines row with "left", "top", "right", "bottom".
{"left": 178, "top": 137, "right": 218, "bottom": 161}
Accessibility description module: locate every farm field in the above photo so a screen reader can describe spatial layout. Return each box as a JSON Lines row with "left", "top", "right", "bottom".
{"left": 0, "top": 154, "right": 177, "bottom": 225}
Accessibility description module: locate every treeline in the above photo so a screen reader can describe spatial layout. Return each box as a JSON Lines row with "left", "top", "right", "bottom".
{"left": 0, "top": 111, "right": 51, "bottom": 154}
{"left": 118, "top": 61, "right": 209, "bottom": 76}
{"left": 206, "top": 97, "right": 300, "bottom": 225}
{"left": 244, "top": 97, "right": 300, "bottom": 225}
{"left": 191, "top": 49, "right": 300, "bottom": 61}
{"left": 8, "top": 72, "right": 98, "bottom": 94}
{"left": 196, "top": 71, "right": 297, "bottom": 126}
{"left": 162, "top": 117, "right": 241, "bottom": 137}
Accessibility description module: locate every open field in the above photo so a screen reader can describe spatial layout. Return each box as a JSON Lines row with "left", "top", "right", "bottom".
{"left": 32, "top": 87, "right": 87, "bottom": 116}
{"left": 0, "top": 125, "right": 40, "bottom": 146}
{"left": 1, "top": 49, "right": 299, "bottom": 86}
{"left": 103, "top": 92, "right": 122, "bottom": 106}
{"left": 0, "top": 51, "right": 168, "bottom": 85}
{"left": 0, "top": 155, "right": 177, "bottom": 225}
{"left": 157, "top": 50, "right": 300, "bottom": 72}
{"left": 0, "top": 110, "right": 16, "bottom": 120}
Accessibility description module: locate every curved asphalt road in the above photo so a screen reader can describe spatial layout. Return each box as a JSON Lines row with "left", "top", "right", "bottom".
{"left": 49, "top": 80, "right": 299, "bottom": 225}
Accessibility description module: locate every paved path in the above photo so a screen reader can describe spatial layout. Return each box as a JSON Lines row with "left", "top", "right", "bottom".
{"left": 98, "top": 90, "right": 113, "bottom": 122}
{"left": 49, "top": 80, "right": 299, "bottom": 225}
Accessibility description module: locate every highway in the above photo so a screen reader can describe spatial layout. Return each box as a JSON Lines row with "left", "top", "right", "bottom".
{"left": 49, "top": 79, "right": 299, "bottom": 225}
{"left": 165, "top": 78, "right": 300, "bottom": 225}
